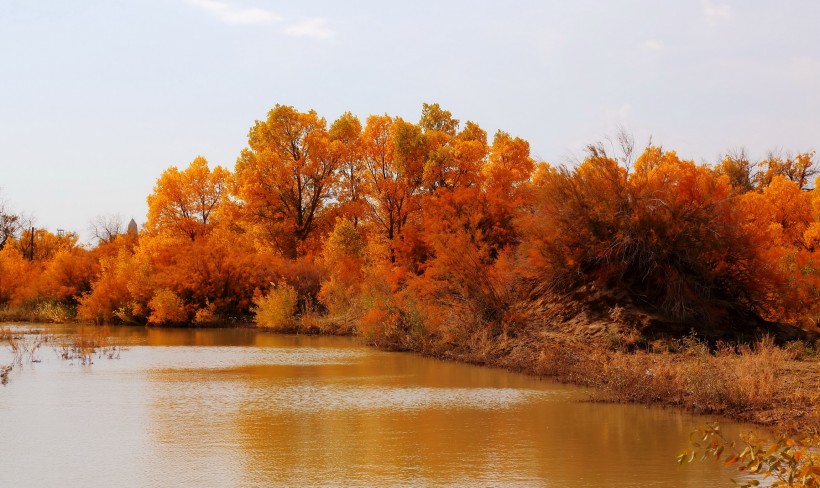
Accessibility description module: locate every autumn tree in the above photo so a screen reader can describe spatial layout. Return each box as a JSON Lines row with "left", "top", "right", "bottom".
{"left": 15, "top": 227, "right": 78, "bottom": 262}
{"left": 715, "top": 149, "right": 756, "bottom": 194}
{"left": 360, "top": 115, "right": 425, "bottom": 262}
{"left": 234, "top": 105, "right": 338, "bottom": 257}
{"left": 77, "top": 241, "right": 145, "bottom": 324}
{"left": 755, "top": 150, "right": 818, "bottom": 190}
{"left": 523, "top": 145, "right": 777, "bottom": 322}
{"left": 38, "top": 247, "right": 98, "bottom": 303}
{"left": 144, "top": 227, "right": 277, "bottom": 323}
{"left": 735, "top": 176, "right": 820, "bottom": 321}
{"left": 418, "top": 103, "right": 458, "bottom": 191}
{"left": 0, "top": 246, "right": 32, "bottom": 306}
{"left": 481, "top": 131, "right": 535, "bottom": 252}
{"left": 319, "top": 219, "right": 367, "bottom": 320}
{"left": 146, "top": 156, "right": 229, "bottom": 241}
{"left": 329, "top": 112, "right": 366, "bottom": 227}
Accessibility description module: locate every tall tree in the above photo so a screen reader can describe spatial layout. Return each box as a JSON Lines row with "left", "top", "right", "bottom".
{"left": 361, "top": 115, "right": 425, "bottom": 261}
{"left": 419, "top": 103, "right": 488, "bottom": 191}
{"left": 755, "top": 151, "right": 818, "bottom": 190}
{"left": 715, "top": 149, "right": 756, "bottom": 194}
{"left": 146, "top": 156, "right": 229, "bottom": 241}
{"left": 235, "top": 105, "right": 336, "bottom": 257}
{"left": 328, "top": 112, "right": 366, "bottom": 227}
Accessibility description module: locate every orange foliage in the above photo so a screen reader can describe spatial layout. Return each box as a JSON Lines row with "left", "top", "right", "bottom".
{"left": 77, "top": 239, "right": 143, "bottom": 324}
{"left": 329, "top": 112, "right": 367, "bottom": 227}
{"left": 755, "top": 151, "right": 818, "bottom": 190}
{"left": 0, "top": 246, "right": 34, "bottom": 306}
{"left": 234, "top": 105, "right": 338, "bottom": 258}
{"left": 146, "top": 156, "right": 229, "bottom": 241}
{"left": 319, "top": 219, "right": 366, "bottom": 316}
{"left": 147, "top": 289, "right": 187, "bottom": 325}
{"left": 736, "top": 177, "right": 820, "bottom": 322}
{"left": 37, "top": 248, "right": 97, "bottom": 303}
{"left": 524, "top": 146, "right": 785, "bottom": 322}
{"left": 360, "top": 114, "right": 425, "bottom": 261}
{"left": 4, "top": 102, "right": 819, "bottom": 338}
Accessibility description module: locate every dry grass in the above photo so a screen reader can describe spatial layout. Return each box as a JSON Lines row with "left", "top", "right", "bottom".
{"left": 1, "top": 327, "right": 46, "bottom": 365}
{"left": 0, "top": 301, "right": 75, "bottom": 324}
{"left": 0, "top": 362, "right": 11, "bottom": 385}
{"left": 1, "top": 327, "right": 48, "bottom": 385}
{"left": 527, "top": 333, "right": 790, "bottom": 418}
{"left": 0, "top": 326, "right": 124, "bottom": 384}
{"left": 54, "top": 326, "right": 121, "bottom": 365}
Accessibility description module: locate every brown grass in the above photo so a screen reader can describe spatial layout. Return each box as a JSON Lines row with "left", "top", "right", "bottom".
{"left": 1, "top": 327, "right": 48, "bottom": 385}
{"left": 1, "top": 327, "right": 46, "bottom": 365}
{"left": 513, "top": 332, "right": 790, "bottom": 420}
{"left": 591, "top": 336, "right": 787, "bottom": 414}
{"left": 54, "top": 326, "right": 121, "bottom": 365}
{"left": 0, "top": 363, "right": 11, "bottom": 385}
{"left": 0, "top": 301, "right": 75, "bottom": 324}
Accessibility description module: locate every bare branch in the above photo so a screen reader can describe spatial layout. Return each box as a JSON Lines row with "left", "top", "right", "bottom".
{"left": 89, "top": 213, "right": 124, "bottom": 244}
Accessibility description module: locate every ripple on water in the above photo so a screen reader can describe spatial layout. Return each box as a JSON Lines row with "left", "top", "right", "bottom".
{"left": 150, "top": 379, "right": 554, "bottom": 415}
{"left": 248, "top": 385, "right": 553, "bottom": 411}
{"left": 127, "top": 345, "right": 368, "bottom": 370}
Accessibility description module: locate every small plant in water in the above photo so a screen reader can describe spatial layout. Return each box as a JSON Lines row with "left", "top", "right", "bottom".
{"left": 54, "top": 326, "right": 122, "bottom": 365}
{"left": 1, "top": 328, "right": 46, "bottom": 365}
{"left": 1, "top": 327, "right": 48, "bottom": 384}
{"left": 680, "top": 423, "right": 820, "bottom": 487}
{"left": 1, "top": 363, "right": 12, "bottom": 385}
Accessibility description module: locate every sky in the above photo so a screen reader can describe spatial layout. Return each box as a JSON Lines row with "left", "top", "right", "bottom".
{"left": 0, "top": 0, "right": 818, "bottom": 243}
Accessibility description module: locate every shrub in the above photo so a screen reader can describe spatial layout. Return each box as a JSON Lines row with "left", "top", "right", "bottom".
{"left": 193, "top": 301, "right": 218, "bottom": 325}
{"left": 524, "top": 146, "right": 776, "bottom": 322}
{"left": 147, "top": 289, "right": 187, "bottom": 325}
{"left": 253, "top": 282, "right": 297, "bottom": 330}
{"left": 32, "top": 300, "right": 75, "bottom": 323}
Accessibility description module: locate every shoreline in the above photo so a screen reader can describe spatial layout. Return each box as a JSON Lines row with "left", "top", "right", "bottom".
{"left": 4, "top": 318, "right": 818, "bottom": 434}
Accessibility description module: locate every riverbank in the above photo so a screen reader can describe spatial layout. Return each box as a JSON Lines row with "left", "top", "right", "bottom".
{"left": 294, "top": 284, "right": 820, "bottom": 434}
{"left": 420, "top": 332, "right": 820, "bottom": 433}
{"left": 402, "top": 293, "right": 820, "bottom": 435}
{"left": 5, "top": 294, "right": 820, "bottom": 434}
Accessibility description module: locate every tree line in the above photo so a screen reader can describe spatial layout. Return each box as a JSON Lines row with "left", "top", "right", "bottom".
{"left": 0, "top": 103, "right": 818, "bottom": 346}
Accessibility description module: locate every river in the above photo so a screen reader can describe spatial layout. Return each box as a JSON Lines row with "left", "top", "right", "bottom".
{"left": 0, "top": 324, "right": 747, "bottom": 487}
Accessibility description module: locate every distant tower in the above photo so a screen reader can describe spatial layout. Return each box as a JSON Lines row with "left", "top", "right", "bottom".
{"left": 127, "top": 218, "right": 139, "bottom": 237}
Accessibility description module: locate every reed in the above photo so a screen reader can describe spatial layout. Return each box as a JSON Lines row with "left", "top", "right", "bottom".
{"left": 54, "top": 326, "right": 121, "bottom": 365}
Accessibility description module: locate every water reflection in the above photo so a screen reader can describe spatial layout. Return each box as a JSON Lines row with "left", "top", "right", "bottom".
{"left": 0, "top": 324, "right": 744, "bottom": 487}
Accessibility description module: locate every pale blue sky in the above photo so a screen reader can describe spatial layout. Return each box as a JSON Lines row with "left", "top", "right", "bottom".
{"left": 1, "top": 1, "right": 818, "bottom": 242}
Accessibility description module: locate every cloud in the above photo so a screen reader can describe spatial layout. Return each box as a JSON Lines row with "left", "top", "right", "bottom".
{"left": 606, "top": 103, "right": 633, "bottom": 125}
{"left": 643, "top": 39, "right": 662, "bottom": 51}
{"left": 187, "top": 0, "right": 280, "bottom": 25}
{"left": 616, "top": 103, "right": 633, "bottom": 121}
{"left": 284, "top": 18, "right": 334, "bottom": 40}
{"left": 703, "top": 1, "right": 732, "bottom": 24}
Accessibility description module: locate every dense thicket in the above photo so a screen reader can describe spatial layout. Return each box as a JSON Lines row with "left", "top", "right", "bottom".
{"left": 1, "top": 104, "right": 818, "bottom": 345}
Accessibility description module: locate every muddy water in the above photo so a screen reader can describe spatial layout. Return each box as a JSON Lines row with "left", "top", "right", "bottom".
{"left": 0, "top": 325, "right": 747, "bottom": 487}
